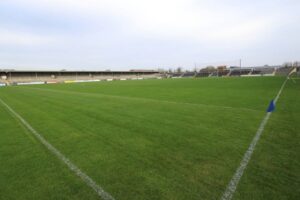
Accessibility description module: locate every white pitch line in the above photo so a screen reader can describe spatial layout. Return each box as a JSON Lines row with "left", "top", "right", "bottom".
{"left": 221, "top": 78, "right": 288, "bottom": 200}
{"left": 0, "top": 97, "right": 115, "bottom": 200}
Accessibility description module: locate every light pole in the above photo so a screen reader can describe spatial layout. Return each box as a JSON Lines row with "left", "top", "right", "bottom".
{"left": 239, "top": 59, "right": 242, "bottom": 76}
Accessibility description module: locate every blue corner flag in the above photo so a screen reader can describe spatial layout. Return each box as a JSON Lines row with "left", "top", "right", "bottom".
{"left": 267, "top": 100, "right": 275, "bottom": 112}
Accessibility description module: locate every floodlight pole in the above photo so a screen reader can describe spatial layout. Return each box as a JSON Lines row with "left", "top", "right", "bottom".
{"left": 239, "top": 59, "right": 242, "bottom": 76}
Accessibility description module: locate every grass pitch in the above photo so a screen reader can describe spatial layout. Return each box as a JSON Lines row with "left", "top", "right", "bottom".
{"left": 0, "top": 77, "right": 299, "bottom": 200}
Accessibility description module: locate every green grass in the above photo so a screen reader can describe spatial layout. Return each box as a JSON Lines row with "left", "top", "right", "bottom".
{"left": 233, "top": 78, "right": 300, "bottom": 200}
{"left": 0, "top": 77, "right": 298, "bottom": 200}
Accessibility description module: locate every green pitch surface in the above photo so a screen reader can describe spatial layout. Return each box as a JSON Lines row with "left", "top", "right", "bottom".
{"left": 0, "top": 77, "right": 299, "bottom": 200}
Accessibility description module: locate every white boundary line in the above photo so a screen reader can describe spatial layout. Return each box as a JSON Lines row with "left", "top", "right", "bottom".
{"left": 221, "top": 78, "right": 288, "bottom": 200}
{"left": 0, "top": 97, "right": 115, "bottom": 200}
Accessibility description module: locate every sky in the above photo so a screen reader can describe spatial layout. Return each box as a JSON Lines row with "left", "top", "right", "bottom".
{"left": 0, "top": 0, "right": 299, "bottom": 71}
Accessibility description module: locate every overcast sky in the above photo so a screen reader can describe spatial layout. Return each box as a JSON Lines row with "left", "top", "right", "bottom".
{"left": 0, "top": 0, "right": 299, "bottom": 70}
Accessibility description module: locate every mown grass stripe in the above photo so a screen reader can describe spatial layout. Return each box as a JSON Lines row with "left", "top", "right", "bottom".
{"left": 21, "top": 86, "right": 261, "bottom": 113}
{"left": 0, "top": 97, "right": 115, "bottom": 200}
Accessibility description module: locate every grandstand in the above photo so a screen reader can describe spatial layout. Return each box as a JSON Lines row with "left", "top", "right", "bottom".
{"left": 229, "top": 68, "right": 251, "bottom": 76}
{"left": 257, "top": 67, "right": 276, "bottom": 75}
{"left": 194, "top": 66, "right": 277, "bottom": 78}
{"left": 275, "top": 66, "right": 293, "bottom": 76}
{"left": 182, "top": 72, "right": 196, "bottom": 77}
{"left": 195, "top": 71, "right": 210, "bottom": 77}
{"left": 217, "top": 69, "right": 230, "bottom": 76}
{"left": 0, "top": 70, "right": 160, "bottom": 85}
{"left": 195, "top": 68, "right": 213, "bottom": 77}
{"left": 170, "top": 73, "right": 183, "bottom": 78}
{"left": 0, "top": 66, "right": 297, "bottom": 87}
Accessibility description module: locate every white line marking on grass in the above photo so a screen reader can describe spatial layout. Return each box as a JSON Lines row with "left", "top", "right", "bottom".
{"left": 0, "top": 98, "right": 115, "bottom": 200}
{"left": 221, "top": 78, "right": 288, "bottom": 200}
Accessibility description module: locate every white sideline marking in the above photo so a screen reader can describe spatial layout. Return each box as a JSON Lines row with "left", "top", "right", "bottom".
{"left": 0, "top": 98, "right": 115, "bottom": 200}
{"left": 221, "top": 78, "right": 288, "bottom": 200}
